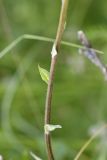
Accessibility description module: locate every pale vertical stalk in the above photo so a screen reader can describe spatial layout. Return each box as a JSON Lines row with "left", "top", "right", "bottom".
{"left": 74, "top": 124, "right": 107, "bottom": 160}
{"left": 0, "top": 0, "right": 13, "bottom": 42}
{"left": 44, "top": 1, "right": 69, "bottom": 160}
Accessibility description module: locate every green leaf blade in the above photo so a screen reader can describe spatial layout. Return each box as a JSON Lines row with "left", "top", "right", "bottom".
{"left": 38, "top": 65, "right": 49, "bottom": 84}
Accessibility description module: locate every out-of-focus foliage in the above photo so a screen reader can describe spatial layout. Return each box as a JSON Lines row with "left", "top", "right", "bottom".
{"left": 0, "top": 0, "right": 107, "bottom": 160}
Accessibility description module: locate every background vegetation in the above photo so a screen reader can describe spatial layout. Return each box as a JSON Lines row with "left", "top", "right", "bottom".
{"left": 0, "top": 0, "right": 107, "bottom": 159}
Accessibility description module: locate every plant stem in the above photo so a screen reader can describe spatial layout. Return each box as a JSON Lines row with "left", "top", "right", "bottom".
{"left": 44, "top": 1, "right": 69, "bottom": 160}
{"left": 0, "top": 34, "right": 103, "bottom": 59}
{"left": 74, "top": 124, "right": 107, "bottom": 160}
{"left": 0, "top": 0, "right": 13, "bottom": 42}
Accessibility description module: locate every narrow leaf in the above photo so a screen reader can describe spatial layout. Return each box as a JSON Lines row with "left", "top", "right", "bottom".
{"left": 38, "top": 65, "right": 49, "bottom": 84}
{"left": 0, "top": 34, "right": 103, "bottom": 59}
{"left": 30, "top": 152, "right": 42, "bottom": 160}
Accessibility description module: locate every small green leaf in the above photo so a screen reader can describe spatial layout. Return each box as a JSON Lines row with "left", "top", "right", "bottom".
{"left": 38, "top": 65, "right": 49, "bottom": 84}
{"left": 44, "top": 124, "right": 62, "bottom": 134}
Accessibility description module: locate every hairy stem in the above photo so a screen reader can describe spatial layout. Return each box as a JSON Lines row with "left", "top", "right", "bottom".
{"left": 44, "top": 1, "right": 69, "bottom": 160}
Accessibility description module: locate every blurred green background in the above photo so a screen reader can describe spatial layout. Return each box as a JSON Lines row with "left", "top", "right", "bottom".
{"left": 0, "top": 0, "right": 107, "bottom": 159}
